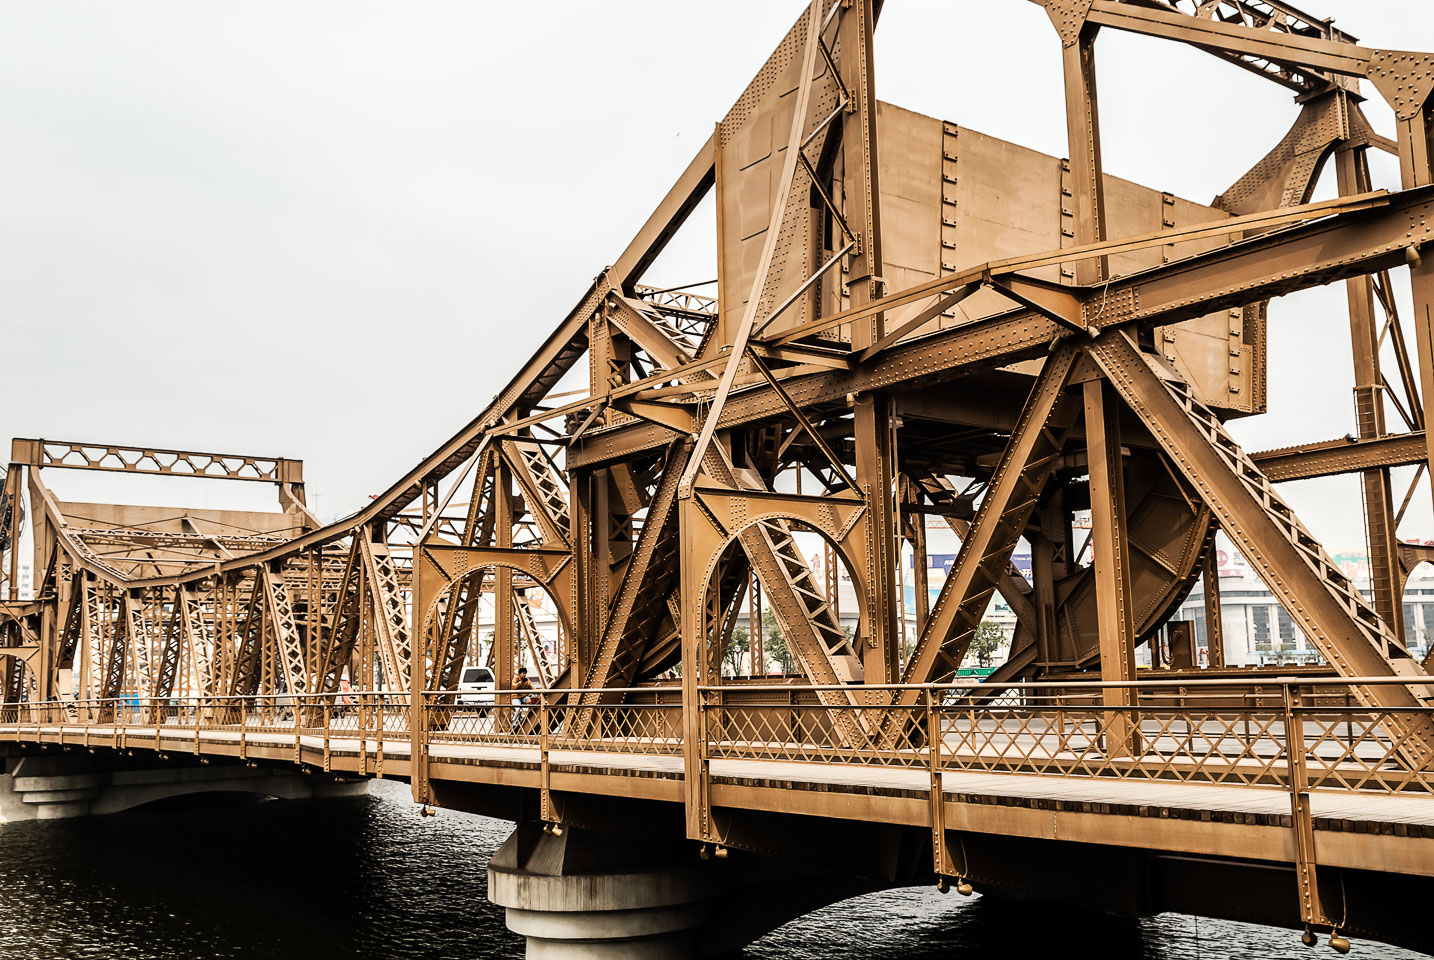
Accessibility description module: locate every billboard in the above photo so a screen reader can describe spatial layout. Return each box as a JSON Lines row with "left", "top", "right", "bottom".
{"left": 923, "top": 552, "right": 1033, "bottom": 582}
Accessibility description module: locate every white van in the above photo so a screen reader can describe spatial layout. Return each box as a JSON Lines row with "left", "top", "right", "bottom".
{"left": 456, "top": 666, "right": 496, "bottom": 707}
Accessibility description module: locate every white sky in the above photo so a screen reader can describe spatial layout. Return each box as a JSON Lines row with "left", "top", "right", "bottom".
{"left": 4, "top": 1, "right": 1434, "bottom": 550}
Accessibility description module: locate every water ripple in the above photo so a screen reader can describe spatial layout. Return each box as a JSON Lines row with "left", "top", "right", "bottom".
{"left": 0, "top": 781, "right": 1417, "bottom": 959}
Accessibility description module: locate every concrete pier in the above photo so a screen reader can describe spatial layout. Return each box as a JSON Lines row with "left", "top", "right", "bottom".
{"left": 487, "top": 822, "right": 873, "bottom": 959}
{"left": 488, "top": 823, "right": 730, "bottom": 959}
{"left": 0, "top": 754, "right": 367, "bottom": 822}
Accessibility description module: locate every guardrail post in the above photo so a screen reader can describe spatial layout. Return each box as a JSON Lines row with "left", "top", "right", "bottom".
{"left": 682, "top": 688, "right": 715, "bottom": 844}
{"left": 323, "top": 699, "right": 332, "bottom": 773}
{"left": 927, "top": 688, "right": 953, "bottom": 878}
{"left": 292, "top": 698, "right": 302, "bottom": 765}
{"left": 698, "top": 690, "right": 712, "bottom": 842}
{"left": 410, "top": 688, "right": 426, "bottom": 803}
{"left": 539, "top": 692, "right": 552, "bottom": 823}
{"left": 376, "top": 695, "right": 386, "bottom": 780}
{"left": 1055, "top": 700, "right": 1069, "bottom": 755}
{"left": 358, "top": 693, "right": 368, "bottom": 776}
{"left": 1283, "top": 682, "right": 1329, "bottom": 936}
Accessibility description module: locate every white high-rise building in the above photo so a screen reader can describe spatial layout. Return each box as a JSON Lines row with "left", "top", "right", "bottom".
{"left": 1170, "top": 535, "right": 1434, "bottom": 666}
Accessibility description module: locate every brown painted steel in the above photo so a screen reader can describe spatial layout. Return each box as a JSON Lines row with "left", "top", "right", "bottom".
{"left": 3, "top": 2, "right": 1434, "bottom": 937}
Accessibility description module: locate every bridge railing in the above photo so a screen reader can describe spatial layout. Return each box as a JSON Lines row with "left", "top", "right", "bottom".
{"left": 0, "top": 692, "right": 416, "bottom": 753}
{"left": 421, "top": 688, "right": 686, "bottom": 757}
{"left": 0, "top": 676, "right": 1430, "bottom": 795}
{"left": 699, "top": 676, "right": 1434, "bottom": 794}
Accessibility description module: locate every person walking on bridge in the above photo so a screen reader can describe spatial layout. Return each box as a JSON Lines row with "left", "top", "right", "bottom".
{"left": 511, "top": 667, "right": 537, "bottom": 732}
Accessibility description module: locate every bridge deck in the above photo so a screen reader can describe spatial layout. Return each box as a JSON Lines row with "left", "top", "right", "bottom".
{"left": 9, "top": 718, "right": 1434, "bottom": 873}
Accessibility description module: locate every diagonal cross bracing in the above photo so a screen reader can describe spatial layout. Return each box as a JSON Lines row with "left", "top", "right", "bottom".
{"left": 360, "top": 538, "right": 411, "bottom": 693}
{"left": 899, "top": 346, "right": 1081, "bottom": 694}
{"left": 580, "top": 442, "right": 690, "bottom": 700}
{"left": 260, "top": 568, "right": 310, "bottom": 696}
{"left": 1085, "top": 331, "right": 1434, "bottom": 763}
{"left": 504, "top": 440, "right": 571, "bottom": 549}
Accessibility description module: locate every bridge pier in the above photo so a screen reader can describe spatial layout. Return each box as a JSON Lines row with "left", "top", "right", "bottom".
{"left": 488, "top": 822, "right": 728, "bottom": 958}
{"left": 488, "top": 821, "right": 876, "bottom": 958}
{"left": 0, "top": 754, "right": 367, "bottom": 822}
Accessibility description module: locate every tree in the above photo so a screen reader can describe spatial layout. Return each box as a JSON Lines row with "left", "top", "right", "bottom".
{"left": 967, "top": 621, "right": 1005, "bottom": 669}
{"left": 761, "top": 608, "right": 797, "bottom": 675}
{"left": 723, "top": 625, "right": 750, "bottom": 676}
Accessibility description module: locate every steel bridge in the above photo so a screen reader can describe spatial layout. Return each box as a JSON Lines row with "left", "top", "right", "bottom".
{"left": 5, "top": 0, "right": 1434, "bottom": 955}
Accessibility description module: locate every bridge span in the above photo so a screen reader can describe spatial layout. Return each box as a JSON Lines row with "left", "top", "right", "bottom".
{"left": 3, "top": 675, "right": 1433, "bottom": 954}
{"left": 7, "top": 0, "right": 1434, "bottom": 955}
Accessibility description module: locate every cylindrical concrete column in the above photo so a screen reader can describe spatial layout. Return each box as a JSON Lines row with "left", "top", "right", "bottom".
{"left": 488, "top": 824, "right": 727, "bottom": 959}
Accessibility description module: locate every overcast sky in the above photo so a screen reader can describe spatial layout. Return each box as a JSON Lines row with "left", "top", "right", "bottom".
{"left": 4, "top": 1, "right": 1433, "bottom": 550}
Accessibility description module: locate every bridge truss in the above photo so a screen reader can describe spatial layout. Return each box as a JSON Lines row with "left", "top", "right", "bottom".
{"left": 5, "top": 0, "right": 1434, "bottom": 922}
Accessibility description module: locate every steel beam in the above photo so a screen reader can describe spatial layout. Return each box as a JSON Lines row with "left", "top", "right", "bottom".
{"left": 1085, "top": 332, "right": 1434, "bottom": 763}
{"left": 1082, "top": 376, "right": 1140, "bottom": 756}
{"left": 899, "top": 346, "right": 1079, "bottom": 691}
{"left": 1250, "top": 432, "right": 1428, "bottom": 482}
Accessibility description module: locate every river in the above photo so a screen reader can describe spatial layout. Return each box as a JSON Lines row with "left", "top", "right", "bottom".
{"left": 0, "top": 782, "right": 1416, "bottom": 959}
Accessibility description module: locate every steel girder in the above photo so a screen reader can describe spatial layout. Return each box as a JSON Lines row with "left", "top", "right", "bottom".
{"left": 3, "top": 0, "right": 1433, "bottom": 806}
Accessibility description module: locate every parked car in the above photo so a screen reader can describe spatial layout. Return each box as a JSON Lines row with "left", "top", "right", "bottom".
{"left": 456, "top": 666, "right": 496, "bottom": 707}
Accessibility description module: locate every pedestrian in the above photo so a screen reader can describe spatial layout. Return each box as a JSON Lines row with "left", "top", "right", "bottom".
{"left": 511, "top": 667, "right": 538, "bottom": 732}
{"left": 515, "top": 667, "right": 537, "bottom": 703}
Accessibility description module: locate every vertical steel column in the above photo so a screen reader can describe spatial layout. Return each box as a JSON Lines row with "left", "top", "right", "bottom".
{"left": 571, "top": 469, "right": 594, "bottom": 683}
{"left": 824, "top": 541, "right": 839, "bottom": 622}
{"left": 1413, "top": 255, "right": 1434, "bottom": 516}
{"left": 409, "top": 550, "right": 429, "bottom": 803}
{"left": 1032, "top": 492, "right": 1070, "bottom": 671}
{"left": 1388, "top": 81, "right": 1434, "bottom": 513}
{"left": 839, "top": 0, "right": 898, "bottom": 685}
{"left": 837, "top": 0, "right": 884, "bottom": 347}
{"left": 926, "top": 688, "right": 953, "bottom": 877}
{"left": 1061, "top": 22, "right": 1108, "bottom": 285}
{"left": 855, "top": 396, "right": 899, "bottom": 683}
{"left": 1202, "top": 547, "right": 1225, "bottom": 668}
{"left": 26, "top": 471, "right": 51, "bottom": 604}
{"left": 539, "top": 692, "right": 553, "bottom": 823}
{"left": 1083, "top": 376, "right": 1139, "bottom": 757}
{"left": 712, "top": 121, "right": 731, "bottom": 350}
{"left": 1336, "top": 147, "right": 1404, "bottom": 642}
{"left": 35, "top": 589, "right": 55, "bottom": 702}
{"left": 748, "top": 569, "right": 763, "bottom": 676}
{"left": 1282, "top": 683, "right": 1330, "bottom": 933}
{"left": 494, "top": 461, "right": 515, "bottom": 692}
{"left": 359, "top": 562, "right": 375, "bottom": 693}
{"left": 678, "top": 496, "right": 709, "bottom": 841}
{"left": 594, "top": 467, "right": 613, "bottom": 643}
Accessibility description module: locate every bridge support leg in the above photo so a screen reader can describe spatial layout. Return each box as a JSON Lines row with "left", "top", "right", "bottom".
{"left": 488, "top": 823, "right": 727, "bottom": 959}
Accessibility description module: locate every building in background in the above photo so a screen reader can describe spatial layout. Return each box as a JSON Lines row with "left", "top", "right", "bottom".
{"left": 1170, "top": 535, "right": 1434, "bottom": 666}
{"left": 904, "top": 528, "right": 1434, "bottom": 670}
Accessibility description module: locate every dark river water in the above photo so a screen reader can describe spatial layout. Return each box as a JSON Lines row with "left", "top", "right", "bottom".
{"left": 0, "top": 780, "right": 1418, "bottom": 959}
